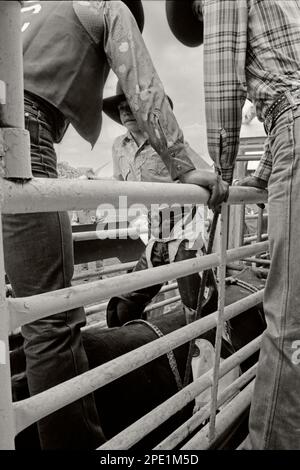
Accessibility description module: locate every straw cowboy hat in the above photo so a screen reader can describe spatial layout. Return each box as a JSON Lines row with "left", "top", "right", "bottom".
{"left": 103, "top": 82, "right": 174, "bottom": 125}
{"left": 122, "top": 0, "right": 144, "bottom": 33}
{"left": 165, "top": 0, "right": 203, "bottom": 47}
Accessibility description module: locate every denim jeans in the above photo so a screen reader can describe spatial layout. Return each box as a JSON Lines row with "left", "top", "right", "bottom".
{"left": 248, "top": 95, "right": 300, "bottom": 449}
{"left": 2, "top": 97, "right": 104, "bottom": 449}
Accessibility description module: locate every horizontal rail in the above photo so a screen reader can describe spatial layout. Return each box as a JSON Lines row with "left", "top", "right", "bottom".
{"left": 98, "top": 336, "right": 261, "bottom": 450}
{"left": 155, "top": 363, "right": 257, "bottom": 450}
{"left": 242, "top": 257, "right": 270, "bottom": 266}
{"left": 83, "top": 294, "right": 181, "bottom": 331}
{"left": 181, "top": 380, "right": 254, "bottom": 450}
{"left": 144, "top": 294, "right": 181, "bottom": 312}
{"left": 85, "top": 282, "right": 179, "bottom": 316}
{"left": 2, "top": 179, "right": 267, "bottom": 214}
{"left": 8, "top": 241, "right": 268, "bottom": 329}
{"left": 236, "top": 156, "right": 263, "bottom": 161}
{"left": 244, "top": 233, "right": 268, "bottom": 244}
{"left": 13, "top": 291, "right": 263, "bottom": 434}
{"left": 245, "top": 213, "right": 268, "bottom": 221}
{"left": 72, "top": 227, "right": 148, "bottom": 242}
{"left": 85, "top": 293, "right": 180, "bottom": 319}
{"left": 73, "top": 260, "right": 138, "bottom": 281}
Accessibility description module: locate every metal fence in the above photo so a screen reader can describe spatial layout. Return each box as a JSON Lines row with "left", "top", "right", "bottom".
{"left": 0, "top": 1, "right": 268, "bottom": 450}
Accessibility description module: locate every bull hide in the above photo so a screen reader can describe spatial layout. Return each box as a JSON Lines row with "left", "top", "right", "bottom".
{"left": 11, "top": 311, "right": 234, "bottom": 450}
{"left": 10, "top": 267, "right": 266, "bottom": 450}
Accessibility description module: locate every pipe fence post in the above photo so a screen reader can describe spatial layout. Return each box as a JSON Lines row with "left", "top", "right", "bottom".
{"left": 0, "top": 0, "right": 32, "bottom": 179}
{"left": 0, "top": 0, "right": 28, "bottom": 449}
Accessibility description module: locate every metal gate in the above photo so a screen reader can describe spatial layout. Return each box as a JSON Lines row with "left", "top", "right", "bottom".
{"left": 0, "top": 1, "right": 268, "bottom": 450}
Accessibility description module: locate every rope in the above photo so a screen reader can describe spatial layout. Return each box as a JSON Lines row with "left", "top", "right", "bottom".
{"left": 123, "top": 319, "right": 183, "bottom": 391}
{"left": 183, "top": 209, "right": 220, "bottom": 388}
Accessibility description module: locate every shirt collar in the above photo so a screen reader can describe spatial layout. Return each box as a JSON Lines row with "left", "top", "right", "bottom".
{"left": 124, "top": 131, "right": 149, "bottom": 148}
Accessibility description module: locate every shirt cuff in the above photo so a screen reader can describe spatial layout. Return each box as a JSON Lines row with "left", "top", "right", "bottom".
{"left": 161, "top": 143, "right": 196, "bottom": 180}
{"left": 216, "top": 166, "right": 234, "bottom": 185}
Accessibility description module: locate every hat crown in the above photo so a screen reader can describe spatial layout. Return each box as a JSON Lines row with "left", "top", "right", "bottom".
{"left": 165, "top": 0, "right": 203, "bottom": 48}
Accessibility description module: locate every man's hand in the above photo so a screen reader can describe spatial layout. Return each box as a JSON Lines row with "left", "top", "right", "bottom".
{"left": 232, "top": 175, "right": 267, "bottom": 190}
{"left": 179, "top": 169, "right": 229, "bottom": 210}
{"left": 232, "top": 176, "right": 267, "bottom": 209}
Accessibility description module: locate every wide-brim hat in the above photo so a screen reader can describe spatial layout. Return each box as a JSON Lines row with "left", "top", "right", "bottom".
{"left": 103, "top": 82, "right": 174, "bottom": 125}
{"left": 122, "top": 0, "right": 144, "bottom": 32}
{"left": 165, "top": 0, "right": 203, "bottom": 47}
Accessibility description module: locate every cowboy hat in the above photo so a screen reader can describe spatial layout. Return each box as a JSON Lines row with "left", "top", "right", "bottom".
{"left": 102, "top": 82, "right": 174, "bottom": 125}
{"left": 121, "top": 0, "right": 144, "bottom": 32}
{"left": 165, "top": 0, "right": 203, "bottom": 47}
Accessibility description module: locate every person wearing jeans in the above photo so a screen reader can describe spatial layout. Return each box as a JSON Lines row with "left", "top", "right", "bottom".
{"left": 166, "top": 0, "right": 300, "bottom": 449}
{"left": 2, "top": 1, "right": 228, "bottom": 449}
{"left": 3, "top": 95, "right": 104, "bottom": 449}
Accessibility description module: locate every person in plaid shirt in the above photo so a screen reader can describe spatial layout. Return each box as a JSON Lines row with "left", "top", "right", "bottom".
{"left": 166, "top": 0, "right": 300, "bottom": 450}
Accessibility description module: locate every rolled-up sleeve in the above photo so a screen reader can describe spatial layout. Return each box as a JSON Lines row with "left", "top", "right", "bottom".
{"left": 254, "top": 140, "right": 272, "bottom": 182}
{"left": 102, "top": 1, "right": 196, "bottom": 180}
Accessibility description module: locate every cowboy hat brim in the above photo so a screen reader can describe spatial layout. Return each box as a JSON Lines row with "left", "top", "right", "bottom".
{"left": 102, "top": 93, "right": 174, "bottom": 125}
{"left": 165, "top": 0, "right": 203, "bottom": 47}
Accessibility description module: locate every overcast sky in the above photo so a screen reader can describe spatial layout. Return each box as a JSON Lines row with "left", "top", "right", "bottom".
{"left": 55, "top": 0, "right": 264, "bottom": 176}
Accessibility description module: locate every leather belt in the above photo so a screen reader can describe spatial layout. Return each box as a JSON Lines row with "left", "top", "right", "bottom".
{"left": 264, "top": 89, "right": 300, "bottom": 134}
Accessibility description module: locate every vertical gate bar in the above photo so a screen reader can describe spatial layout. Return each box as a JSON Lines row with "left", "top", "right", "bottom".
{"left": 0, "top": 212, "right": 15, "bottom": 449}
{"left": 228, "top": 161, "right": 247, "bottom": 257}
{"left": 208, "top": 203, "right": 228, "bottom": 442}
{"left": 0, "top": 1, "right": 24, "bottom": 129}
{"left": 0, "top": 0, "right": 25, "bottom": 449}
{"left": 238, "top": 202, "right": 246, "bottom": 246}
{"left": 0, "top": 0, "right": 31, "bottom": 179}
{"left": 256, "top": 206, "right": 263, "bottom": 243}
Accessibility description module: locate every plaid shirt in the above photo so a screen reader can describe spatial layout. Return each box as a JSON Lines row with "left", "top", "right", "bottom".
{"left": 254, "top": 142, "right": 272, "bottom": 183}
{"left": 203, "top": 0, "right": 300, "bottom": 183}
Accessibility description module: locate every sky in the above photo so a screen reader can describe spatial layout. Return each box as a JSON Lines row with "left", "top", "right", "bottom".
{"left": 55, "top": 0, "right": 265, "bottom": 176}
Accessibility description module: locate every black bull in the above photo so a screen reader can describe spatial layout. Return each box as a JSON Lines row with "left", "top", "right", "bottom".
{"left": 10, "top": 268, "right": 266, "bottom": 450}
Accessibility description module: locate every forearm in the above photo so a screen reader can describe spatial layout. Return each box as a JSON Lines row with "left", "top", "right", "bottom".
{"left": 102, "top": 1, "right": 195, "bottom": 180}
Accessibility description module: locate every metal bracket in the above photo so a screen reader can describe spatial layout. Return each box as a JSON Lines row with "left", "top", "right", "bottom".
{"left": 0, "top": 128, "right": 32, "bottom": 178}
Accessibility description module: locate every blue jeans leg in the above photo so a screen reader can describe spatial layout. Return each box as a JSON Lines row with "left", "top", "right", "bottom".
{"left": 3, "top": 100, "right": 104, "bottom": 448}
{"left": 248, "top": 107, "right": 300, "bottom": 449}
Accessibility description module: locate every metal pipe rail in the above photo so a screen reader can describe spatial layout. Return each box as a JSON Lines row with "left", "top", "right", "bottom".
{"left": 1, "top": 184, "right": 267, "bottom": 449}
{"left": 244, "top": 233, "right": 268, "bottom": 244}
{"left": 2, "top": 179, "right": 268, "bottom": 214}
{"left": 98, "top": 335, "right": 261, "bottom": 450}
{"left": 181, "top": 380, "right": 254, "bottom": 450}
{"left": 155, "top": 364, "right": 257, "bottom": 450}
{"left": 0, "top": 1, "right": 271, "bottom": 449}
{"left": 8, "top": 241, "right": 268, "bottom": 330}
{"left": 84, "top": 281, "right": 178, "bottom": 315}
{"left": 72, "top": 227, "right": 148, "bottom": 242}
{"left": 0, "top": 0, "right": 31, "bottom": 450}
{"left": 242, "top": 257, "right": 270, "bottom": 266}
{"left": 73, "top": 260, "right": 138, "bottom": 281}
{"left": 13, "top": 291, "right": 263, "bottom": 436}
